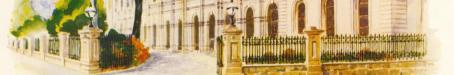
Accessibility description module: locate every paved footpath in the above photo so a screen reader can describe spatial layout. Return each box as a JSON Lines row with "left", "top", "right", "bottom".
{"left": 10, "top": 49, "right": 217, "bottom": 75}
{"left": 11, "top": 50, "right": 83, "bottom": 75}
{"left": 106, "top": 50, "right": 217, "bottom": 75}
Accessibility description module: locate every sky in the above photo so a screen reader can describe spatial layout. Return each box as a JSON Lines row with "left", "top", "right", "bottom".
{"left": 0, "top": 0, "right": 453, "bottom": 75}
{"left": 30, "top": 0, "right": 55, "bottom": 19}
{"left": 28, "top": 0, "right": 108, "bottom": 19}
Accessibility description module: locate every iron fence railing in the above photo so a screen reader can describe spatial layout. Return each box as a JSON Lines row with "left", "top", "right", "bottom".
{"left": 242, "top": 36, "right": 306, "bottom": 64}
{"left": 320, "top": 34, "right": 426, "bottom": 63}
{"left": 99, "top": 35, "right": 135, "bottom": 68}
{"left": 16, "top": 40, "right": 20, "bottom": 49}
{"left": 34, "top": 38, "right": 40, "bottom": 51}
{"left": 69, "top": 36, "right": 81, "bottom": 60}
{"left": 24, "top": 39, "right": 28, "bottom": 50}
{"left": 48, "top": 37, "right": 60, "bottom": 55}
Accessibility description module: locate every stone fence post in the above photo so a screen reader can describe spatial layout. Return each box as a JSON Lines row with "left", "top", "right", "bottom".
{"left": 78, "top": 26, "right": 102, "bottom": 74}
{"left": 59, "top": 32, "right": 70, "bottom": 64}
{"left": 20, "top": 39, "right": 26, "bottom": 54}
{"left": 305, "top": 27, "right": 324, "bottom": 75}
{"left": 221, "top": 25, "right": 243, "bottom": 75}
{"left": 40, "top": 34, "right": 49, "bottom": 58}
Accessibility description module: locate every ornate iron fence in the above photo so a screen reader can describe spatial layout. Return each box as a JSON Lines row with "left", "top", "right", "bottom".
{"left": 99, "top": 35, "right": 135, "bottom": 69}
{"left": 242, "top": 36, "right": 306, "bottom": 64}
{"left": 320, "top": 34, "right": 426, "bottom": 63}
{"left": 48, "top": 37, "right": 60, "bottom": 55}
{"left": 69, "top": 36, "right": 81, "bottom": 60}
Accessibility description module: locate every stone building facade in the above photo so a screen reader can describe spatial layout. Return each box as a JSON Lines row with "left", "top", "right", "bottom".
{"left": 106, "top": 0, "right": 426, "bottom": 51}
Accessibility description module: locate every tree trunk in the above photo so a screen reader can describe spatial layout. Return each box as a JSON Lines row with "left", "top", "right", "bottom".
{"left": 132, "top": 0, "right": 143, "bottom": 39}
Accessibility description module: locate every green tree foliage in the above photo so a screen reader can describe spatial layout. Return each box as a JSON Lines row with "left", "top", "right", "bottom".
{"left": 11, "top": 0, "right": 109, "bottom": 37}
{"left": 60, "top": 14, "right": 89, "bottom": 36}
{"left": 95, "top": 0, "right": 109, "bottom": 33}
{"left": 11, "top": 0, "right": 34, "bottom": 27}
{"left": 46, "top": 0, "right": 108, "bottom": 36}
{"left": 11, "top": 15, "right": 46, "bottom": 38}
{"left": 10, "top": 0, "right": 46, "bottom": 38}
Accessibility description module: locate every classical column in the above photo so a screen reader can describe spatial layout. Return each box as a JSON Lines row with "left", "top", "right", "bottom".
{"left": 221, "top": 25, "right": 243, "bottom": 75}
{"left": 78, "top": 26, "right": 102, "bottom": 74}
{"left": 305, "top": 27, "right": 324, "bottom": 75}
{"left": 59, "top": 32, "right": 70, "bottom": 65}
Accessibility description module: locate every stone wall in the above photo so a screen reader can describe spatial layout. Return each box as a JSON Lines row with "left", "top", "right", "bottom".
{"left": 243, "top": 64, "right": 307, "bottom": 75}
{"left": 322, "top": 61, "right": 431, "bottom": 75}
{"left": 239, "top": 61, "right": 431, "bottom": 75}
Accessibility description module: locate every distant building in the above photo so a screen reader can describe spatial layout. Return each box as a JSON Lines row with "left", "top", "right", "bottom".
{"left": 106, "top": 0, "right": 426, "bottom": 51}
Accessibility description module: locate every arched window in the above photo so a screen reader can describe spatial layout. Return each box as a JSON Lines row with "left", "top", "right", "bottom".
{"left": 324, "top": 0, "right": 335, "bottom": 36}
{"left": 178, "top": 20, "right": 183, "bottom": 50}
{"left": 209, "top": 15, "right": 216, "bottom": 39}
{"left": 166, "top": 21, "right": 171, "bottom": 48}
{"left": 208, "top": 15, "right": 216, "bottom": 48}
{"left": 246, "top": 8, "right": 254, "bottom": 38}
{"left": 194, "top": 16, "right": 200, "bottom": 50}
{"left": 297, "top": 3, "right": 306, "bottom": 34}
{"left": 268, "top": 3, "right": 278, "bottom": 37}
{"left": 358, "top": 0, "right": 369, "bottom": 36}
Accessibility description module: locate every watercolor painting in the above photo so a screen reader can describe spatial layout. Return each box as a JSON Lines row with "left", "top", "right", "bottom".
{"left": 3, "top": 0, "right": 454, "bottom": 75}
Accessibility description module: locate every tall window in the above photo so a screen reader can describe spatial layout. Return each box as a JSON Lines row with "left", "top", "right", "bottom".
{"left": 178, "top": 20, "right": 183, "bottom": 50}
{"left": 194, "top": 16, "right": 200, "bottom": 50}
{"left": 153, "top": 25, "right": 156, "bottom": 47}
{"left": 324, "top": 0, "right": 335, "bottom": 36}
{"left": 358, "top": 0, "right": 369, "bottom": 36}
{"left": 209, "top": 15, "right": 216, "bottom": 39}
{"left": 246, "top": 8, "right": 254, "bottom": 38}
{"left": 297, "top": 3, "right": 306, "bottom": 34}
{"left": 166, "top": 21, "right": 170, "bottom": 48}
{"left": 268, "top": 3, "right": 278, "bottom": 37}
{"left": 208, "top": 15, "right": 216, "bottom": 48}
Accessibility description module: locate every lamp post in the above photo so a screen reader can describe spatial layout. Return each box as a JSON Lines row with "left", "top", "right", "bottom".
{"left": 78, "top": 1, "right": 102, "bottom": 74}
{"left": 85, "top": 0, "right": 98, "bottom": 28}
{"left": 226, "top": 1, "right": 238, "bottom": 26}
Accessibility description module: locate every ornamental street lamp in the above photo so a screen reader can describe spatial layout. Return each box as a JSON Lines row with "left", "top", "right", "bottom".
{"left": 85, "top": 0, "right": 98, "bottom": 28}
{"left": 226, "top": 0, "right": 238, "bottom": 26}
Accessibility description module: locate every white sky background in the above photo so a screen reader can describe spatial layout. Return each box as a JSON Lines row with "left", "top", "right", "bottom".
{"left": 0, "top": 0, "right": 453, "bottom": 75}
{"left": 30, "top": 0, "right": 55, "bottom": 19}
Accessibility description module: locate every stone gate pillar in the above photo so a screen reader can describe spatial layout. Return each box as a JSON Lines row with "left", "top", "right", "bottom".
{"left": 305, "top": 27, "right": 324, "bottom": 75}
{"left": 221, "top": 25, "right": 243, "bottom": 75}
{"left": 78, "top": 26, "right": 102, "bottom": 74}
